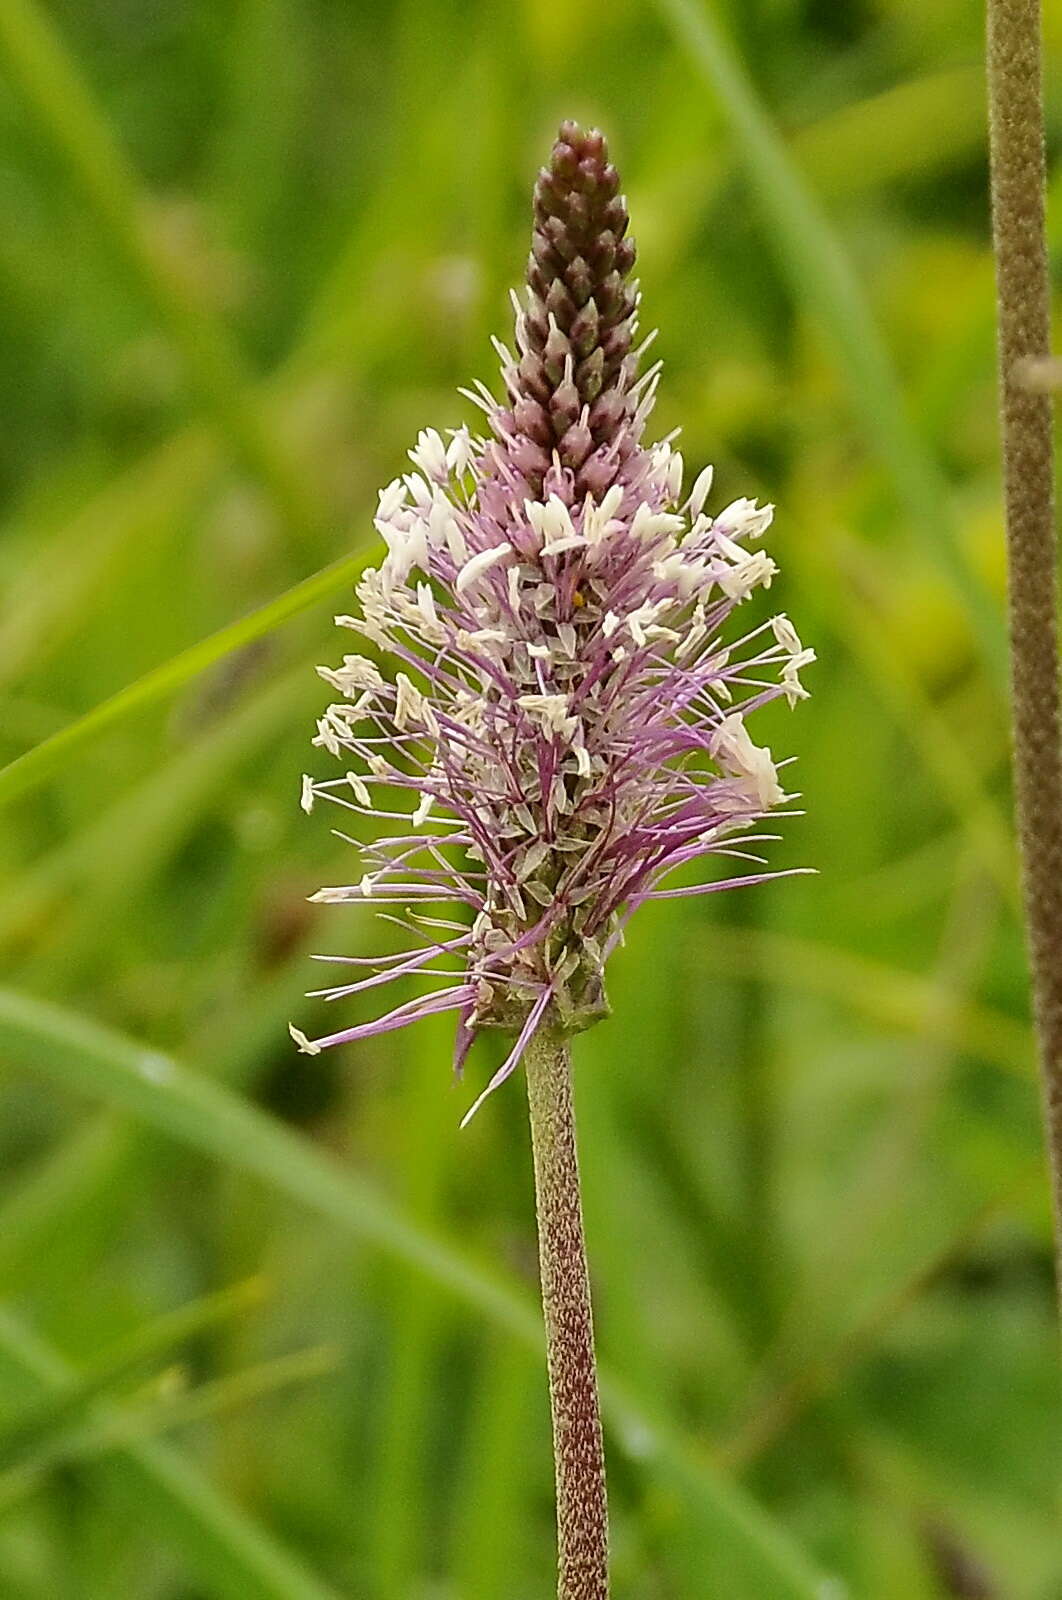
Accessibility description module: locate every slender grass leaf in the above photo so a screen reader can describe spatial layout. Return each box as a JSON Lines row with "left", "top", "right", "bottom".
{"left": 0, "top": 986, "right": 834, "bottom": 1599}
{"left": 654, "top": 0, "right": 1006, "bottom": 679}
{"left": 0, "top": 0, "right": 323, "bottom": 542}
{"left": 0, "top": 1310, "right": 342, "bottom": 1600}
{"left": 0, "top": 1278, "right": 266, "bottom": 1473}
{"left": 0, "top": 550, "right": 371, "bottom": 810}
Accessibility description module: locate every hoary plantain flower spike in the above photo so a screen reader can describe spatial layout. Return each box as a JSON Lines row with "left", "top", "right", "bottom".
{"left": 294, "top": 121, "right": 814, "bottom": 1124}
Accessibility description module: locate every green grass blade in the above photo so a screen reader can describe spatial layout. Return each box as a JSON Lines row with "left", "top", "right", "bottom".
{"left": 0, "top": 663, "right": 313, "bottom": 960}
{"left": 0, "top": 1310, "right": 342, "bottom": 1600}
{"left": 654, "top": 0, "right": 1006, "bottom": 680}
{"left": 692, "top": 924, "right": 1032, "bottom": 1077}
{"left": 792, "top": 67, "right": 985, "bottom": 199}
{"left": 0, "top": 989, "right": 545, "bottom": 1340}
{"left": 0, "top": 550, "right": 370, "bottom": 810}
{"left": 448, "top": 1335, "right": 540, "bottom": 1599}
{"left": 0, "top": 431, "right": 218, "bottom": 691}
{"left": 0, "top": 1278, "right": 266, "bottom": 1474}
{"left": 91, "top": 1346, "right": 341, "bottom": 1449}
{"left": 717, "top": 1176, "right": 1032, "bottom": 1473}
{"left": 2, "top": 1346, "right": 342, "bottom": 1495}
{"left": 369, "top": 1029, "right": 453, "bottom": 1599}
{"left": 0, "top": 0, "right": 323, "bottom": 543}
{"left": 0, "top": 986, "right": 833, "bottom": 1599}
{"left": 793, "top": 527, "right": 1018, "bottom": 913}
{"left": 0, "top": 1117, "right": 129, "bottom": 1288}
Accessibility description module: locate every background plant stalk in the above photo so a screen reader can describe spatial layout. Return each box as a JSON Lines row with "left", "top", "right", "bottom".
{"left": 524, "top": 1025, "right": 609, "bottom": 1599}
{"left": 986, "top": 0, "right": 1062, "bottom": 1302}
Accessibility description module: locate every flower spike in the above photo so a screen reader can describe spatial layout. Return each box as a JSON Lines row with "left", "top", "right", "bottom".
{"left": 296, "top": 124, "right": 813, "bottom": 1122}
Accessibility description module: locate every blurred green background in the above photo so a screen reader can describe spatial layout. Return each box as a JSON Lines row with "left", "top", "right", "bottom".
{"left": 0, "top": 0, "right": 1059, "bottom": 1595}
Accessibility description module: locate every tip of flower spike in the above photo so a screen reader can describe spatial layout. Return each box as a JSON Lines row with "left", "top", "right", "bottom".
{"left": 289, "top": 1023, "right": 322, "bottom": 1055}
{"left": 505, "top": 121, "right": 640, "bottom": 499}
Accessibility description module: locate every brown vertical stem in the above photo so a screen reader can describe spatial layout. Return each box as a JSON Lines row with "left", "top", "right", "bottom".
{"left": 524, "top": 1025, "right": 609, "bottom": 1599}
{"left": 987, "top": 0, "right": 1062, "bottom": 1304}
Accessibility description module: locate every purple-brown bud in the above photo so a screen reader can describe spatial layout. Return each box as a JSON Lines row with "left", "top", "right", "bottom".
{"left": 510, "top": 122, "right": 640, "bottom": 498}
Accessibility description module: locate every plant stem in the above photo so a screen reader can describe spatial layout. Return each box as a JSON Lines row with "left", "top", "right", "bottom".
{"left": 524, "top": 1026, "right": 608, "bottom": 1599}
{"left": 986, "top": 0, "right": 1062, "bottom": 1303}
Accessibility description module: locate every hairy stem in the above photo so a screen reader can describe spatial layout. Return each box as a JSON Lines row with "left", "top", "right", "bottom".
{"left": 986, "top": 0, "right": 1062, "bottom": 1304}
{"left": 524, "top": 1026, "right": 608, "bottom": 1599}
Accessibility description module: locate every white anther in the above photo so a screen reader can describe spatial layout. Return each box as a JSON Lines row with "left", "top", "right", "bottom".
{"left": 686, "top": 463, "right": 715, "bottom": 520}
{"left": 456, "top": 543, "right": 513, "bottom": 593}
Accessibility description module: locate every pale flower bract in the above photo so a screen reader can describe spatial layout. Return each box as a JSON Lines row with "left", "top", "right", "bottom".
{"left": 295, "top": 122, "right": 813, "bottom": 1122}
